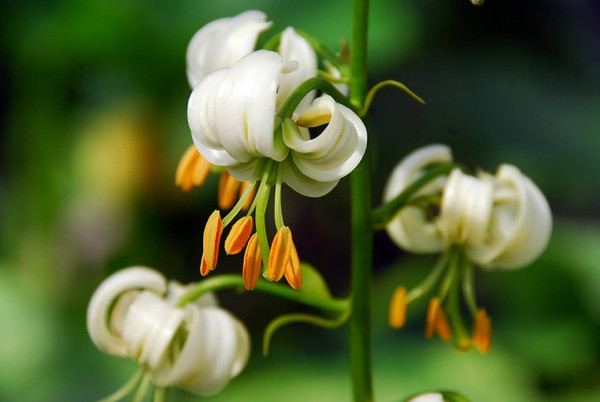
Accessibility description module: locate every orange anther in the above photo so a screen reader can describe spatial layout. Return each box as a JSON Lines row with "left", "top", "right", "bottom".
{"left": 175, "top": 145, "right": 211, "bottom": 191}
{"left": 435, "top": 308, "right": 452, "bottom": 341}
{"left": 200, "top": 210, "right": 222, "bottom": 275}
{"left": 218, "top": 171, "right": 242, "bottom": 210}
{"left": 240, "top": 181, "right": 256, "bottom": 211}
{"left": 268, "top": 226, "right": 292, "bottom": 282}
{"left": 425, "top": 298, "right": 441, "bottom": 338}
{"left": 243, "top": 233, "right": 262, "bottom": 290}
{"left": 425, "top": 297, "right": 452, "bottom": 341}
{"left": 472, "top": 308, "right": 492, "bottom": 354}
{"left": 224, "top": 216, "right": 253, "bottom": 255}
{"left": 388, "top": 286, "right": 407, "bottom": 329}
{"left": 284, "top": 239, "right": 302, "bottom": 289}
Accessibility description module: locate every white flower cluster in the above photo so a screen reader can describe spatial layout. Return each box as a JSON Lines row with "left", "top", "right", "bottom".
{"left": 384, "top": 144, "right": 552, "bottom": 269}
{"left": 87, "top": 267, "right": 249, "bottom": 396}
{"left": 186, "top": 10, "right": 366, "bottom": 197}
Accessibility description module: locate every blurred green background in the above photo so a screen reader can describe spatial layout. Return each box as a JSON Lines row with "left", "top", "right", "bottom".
{"left": 1, "top": 0, "right": 599, "bottom": 401}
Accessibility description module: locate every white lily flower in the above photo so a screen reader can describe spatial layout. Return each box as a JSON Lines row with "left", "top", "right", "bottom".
{"left": 87, "top": 267, "right": 250, "bottom": 396}
{"left": 407, "top": 393, "right": 444, "bottom": 402}
{"left": 383, "top": 145, "right": 551, "bottom": 270}
{"left": 186, "top": 10, "right": 272, "bottom": 88}
{"left": 188, "top": 50, "right": 366, "bottom": 197}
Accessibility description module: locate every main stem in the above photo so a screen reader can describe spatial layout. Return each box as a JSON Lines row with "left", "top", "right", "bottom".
{"left": 349, "top": 0, "right": 373, "bottom": 401}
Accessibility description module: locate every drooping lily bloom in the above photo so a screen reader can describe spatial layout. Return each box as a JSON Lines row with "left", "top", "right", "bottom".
{"left": 87, "top": 267, "right": 250, "bottom": 397}
{"left": 384, "top": 144, "right": 551, "bottom": 352}
{"left": 187, "top": 50, "right": 366, "bottom": 289}
{"left": 178, "top": 12, "right": 318, "bottom": 207}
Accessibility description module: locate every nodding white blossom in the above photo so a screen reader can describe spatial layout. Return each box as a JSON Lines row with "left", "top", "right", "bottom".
{"left": 87, "top": 267, "right": 250, "bottom": 396}
{"left": 188, "top": 50, "right": 367, "bottom": 198}
{"left": 407, "top": 393, "right": 445, "bottom": 402}
{"left": 383, "top": 144, "right": 552, "bottom": 269}
{"left": 186, "top": 10, "right": 272, "bottom": 88}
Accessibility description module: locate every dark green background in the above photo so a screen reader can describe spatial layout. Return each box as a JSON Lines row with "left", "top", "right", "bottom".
{"left": 1, "top": 0, "right": 599, "bottom": 401}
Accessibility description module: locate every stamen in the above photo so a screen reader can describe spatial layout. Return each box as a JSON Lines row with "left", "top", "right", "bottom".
{"left": 239, "top": 181, "right": 256, "bottom": 211}
{"left": 284, "top": 239, "right": 302, "bottom": 289}
{"left": 175, "top": 145, "right": 210, "bottom": 191}
{"left": 388, "top": 286, "right": 407, "bottom": 329}
{"left": 218, "top": 171, "right": 242, "bottom": 210}
{"left": 435, "top": 308, "right": 452, "bottom": 341}
{"left": 243, "top": 233, "right": 262, "bottom": 290}
{"left": 224, "top": 216, "right": 254, "bottom": 255}
{"left": 200, "top": 210, "right": 222, "bottom": 275}
{"left": 472, "top": 308, "right": 492, "bottom": 354}
{"left": 268, "top": 226, "right": 292, "bottom": 282}
{"left": 425, "top": 298, "right": 441, "bottom": 338}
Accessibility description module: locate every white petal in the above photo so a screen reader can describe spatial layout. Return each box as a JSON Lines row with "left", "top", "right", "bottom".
{"left": 383, "top": 144, "right": 452, "bottom": 253}
{"left": 284, "top": 95, "right": 367, "bottom": 182}
{"left": 86, "top": 266, "right": 166, "bottom": 356}
{"left": 438, "top": 168, "right": 494, "bottom": 245}
{"left": 188, "top": 71, "right": 239, "bottom": 166}
{"left": 408, "top": 393, "right": 445, "bottom": 402}
{"left": 120, "top": 291, "right": 185, "bottom": 369}
{"left": 277, "top": 27, "right": 318, "bottom": 110}
{"left": 215, "top": 50, "right": 287, "bottom": 162}
{"left": 186, "top": 10, "right": 272, "bottom": 87}
{"left": 467, "top": 164, "right": 552, "bottom": 269}
{"left": 280, "top": 157, "right": 339, "bottom": 197}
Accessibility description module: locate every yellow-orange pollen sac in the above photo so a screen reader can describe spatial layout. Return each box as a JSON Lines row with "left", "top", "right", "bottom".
{"left": 218, "top": 171, "right": 243, "bottom": 210}
{"left": 388, "top": 286, "right": 407, "bottom": 329}
{"left": 268, "top": 226, "right": 293, "bottom": 282}
{"left": 224, "top": 216, "right": 254, "bottom": 255}
{"left": 425, "top": 298, "right": 452, "bottom": 341}
{"left": 200, "top": 210, "right": 223, "bottom": 276}
{"left": 243, "top": 233, "right": 262, "bottom": 290}
{"left": 284, "top": 240, "right": 302, "bottom": 290}
{"left": 175, "top": 145, "right": 211, "bottom": 191}
{"left": 472, "top": 308, "right": 492, "bottom": 354}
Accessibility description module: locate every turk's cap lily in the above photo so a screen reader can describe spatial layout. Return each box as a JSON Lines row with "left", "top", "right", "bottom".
{"left": 186, "top": 10, "right": 272, "bottom": 88}
{"left": 383, "top": 144, "right": 552, "bottom": 270}
{"left": 188, "top": 50, "right": 367, "bottom": 198}
{"left": 87, "top": 266, "right": 249, "bottom": 396}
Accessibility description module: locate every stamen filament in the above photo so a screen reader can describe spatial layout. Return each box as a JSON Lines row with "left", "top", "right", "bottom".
{"left": 446, "top": 254, "right": 472, "bottom": 350}
{"left": 274, "top": 166, "right": 285, "bottom": 229}
{"left": 407, "top": 251, "right": 449, "bottom": 303}
{"left": 461, "top": 257, "right": 478, "bottom": 317}
{"left": 223, "top": 180, "right": 258, "bottom": 227}
{"left": 255, "top": 180, "right": 272, "bottom": 271}
{"left": 98, "top": 367, "right": 146, "bottom": 402}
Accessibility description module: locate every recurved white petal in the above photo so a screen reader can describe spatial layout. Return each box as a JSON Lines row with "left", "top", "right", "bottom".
{"left": 215, "top": 50, "right": 287, "bottom": 163}
{"left": 280, "top": 155, "right": 339, "bottom": 197}
{"left": 86, "top": 266, "right": 166, "bottom": 356}
{"left": 438, "top": 168, "right": 494, "bottom": 246}
{"left": 277, "top": 27, "right": 317, "bottom": 110}
{"left": 383, "top": 144, "right": 452, "bottom": 253}
{"left": 284, "top": 95, "right": 367, "bottom": 183}
{"left": 186, "top": 10, "right": 272, "bottom": 87}
{"left": 467, "top": 164, "right": 552, "bottom": 269}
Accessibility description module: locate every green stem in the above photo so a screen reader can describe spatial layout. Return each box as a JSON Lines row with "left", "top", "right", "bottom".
{"left": 371, "top": 162, "right": 465, "bottom": 229}
{"left": 177, "top": 274, "right": 349, "bottom": 315}
{"left": 349, "top": 1, "right": 373, "bottom": 400}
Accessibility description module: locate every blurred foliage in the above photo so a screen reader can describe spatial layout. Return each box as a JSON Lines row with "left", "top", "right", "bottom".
{"left": 1, "top": 0, "right": 599, "bottom": 401}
